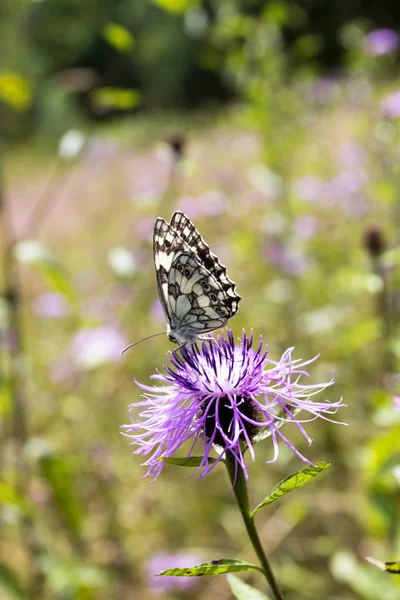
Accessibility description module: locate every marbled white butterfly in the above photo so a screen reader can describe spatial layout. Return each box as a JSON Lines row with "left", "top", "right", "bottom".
{"left": 153, "top": 211, "right": 240, "bottom": 346}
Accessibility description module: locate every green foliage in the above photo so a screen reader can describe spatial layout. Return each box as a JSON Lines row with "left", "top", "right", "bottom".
{"left": 90, "top": 88, "right": 141, "bottom": 112}
{"left": 39, "top": 452, "right": 84, "bottom": 543}
{"left": 252, "top": 463, "right": 331, "bottom": 516}
{"left": 13, "top": 240, "right": 75, "bottom": 301}
{"left": 0, "top": 73, "right": 32, "bottom": 111}
{"left": 0, "top": 564, "right": 28, "bottom": 600}
{"left": 159, "top": 559, "right": 265, "bottom": 577}
{"left": 227, "top": 574, "right": 271, "bottom": 600}
{"left": 152, "top": 0, "right": 200, "bottom": 13}
{"left": 102, "top": 23, "right": 135, "bottom": 53}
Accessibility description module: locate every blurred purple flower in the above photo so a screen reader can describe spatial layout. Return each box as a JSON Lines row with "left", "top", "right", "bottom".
{"left": 147, "top": 552, "right": 201, "bottom": 592}
{"left": 177, "top": 190, "right": 229, "bottom": 219}
{"left": 266, "top": 241, "right": 308, "bottom": 277}
{"left": 365, "top": 29, "right": 399, "bottom": 56}
{"left": 292, "top": 176, "right": 324, "bottom": 203}
{"left": 32, "top": 293, "right": 70, "bottom": 318}
{"left": 70, "top": 326, "right": 127, "bottom": 369}
{"left": 292, "top": 215, "right": 319, "bottom": 240}
{"left": 337, "top": 142, "right": 366, "bottom": 170}
{"left": 151, "top": 297, "right": 165, "bottom": 324}
{"left": 310, "top": 77, "right": 339, "bottom": 104}
{"left": 123, "top": 330, "right": 345, "bottom": 481}
{"left": 49, "top": 360, "right": 78, "bottom": 385}
{"left": 381, "top": 90, "right": 400, "bottom": 118}
{"left": 394, "top": 396, "right": 400, "bottom": 410}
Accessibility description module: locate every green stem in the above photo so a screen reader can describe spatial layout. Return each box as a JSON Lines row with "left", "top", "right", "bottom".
{"left": 225, "top": 454, "right": 284, "bottom": 600}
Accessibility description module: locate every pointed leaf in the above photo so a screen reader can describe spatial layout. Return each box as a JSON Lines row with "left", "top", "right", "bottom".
{"left": 0, "top": 564, "right": 28, "bottom": 599}
{"left": 159, "top": 559, "right": 265, "bottom": 578}
{"left": 367, "top": 556, "right": 400, "bottom": 574}
{"left": 160, "top": 456, "right": 216, "bottom": 467}
{"left": 227, "top": 574, "right": 271, "bottom": 599}
{"left": 252, "top": 462, "right": 330, "bottom": 516}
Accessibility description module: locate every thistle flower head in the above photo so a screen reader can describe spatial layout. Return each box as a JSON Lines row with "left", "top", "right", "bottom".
{"left": 123, "top": 330, "right": 345, "bottom": 481}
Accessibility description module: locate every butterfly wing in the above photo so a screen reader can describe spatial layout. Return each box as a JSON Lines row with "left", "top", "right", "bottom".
{"left": 170, "top": 211, "right": 240, "bottom": 318}
{"left": 153, "top": 213, "right": 241, "bottom": 344}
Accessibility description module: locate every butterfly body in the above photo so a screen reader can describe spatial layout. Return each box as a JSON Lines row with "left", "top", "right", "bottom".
{"left": 153, "top": 212, "right": 240, "bottom": 345}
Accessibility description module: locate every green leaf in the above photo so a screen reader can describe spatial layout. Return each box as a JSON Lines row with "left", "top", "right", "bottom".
{"left": 252, "top": 462, "right": 330, "bottom": 516}
{"left": 39, "top": 453, "right": 83, "bottom": 543}
{"left": 13, "top": 241, "right": 75, "bottom": 301}
{"left": 160, "top": 456, "right": 216, "bottom": 467}
{"left": 40, "top": 555, "right": 109, "bottom": 594}
{"left": 227, "top": 574, "right": 271, "bottom": 599}
{"left": 0, "top": 73, "right": 32, "bottom": 112}
{"left": 103, "top": 23, "right": 135, "bottom": 53}
{"left": 0, "top": 564, "right": 28, "bottom": 599}
{"left": 91, "top": 88, "right": 141, "bottom": 111}
{"left": 152, "top": 0, "right": 199, "bottom": 14}
{"left": 0, "top": 481, "right": 30, "bottom": 514}
{"left": 159, "top": 559, "right": 265, "bottom": 577}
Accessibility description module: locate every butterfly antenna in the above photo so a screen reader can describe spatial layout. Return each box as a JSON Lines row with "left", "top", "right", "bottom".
{"left": 120, "top": 332, "right": 166, "bottom": 356}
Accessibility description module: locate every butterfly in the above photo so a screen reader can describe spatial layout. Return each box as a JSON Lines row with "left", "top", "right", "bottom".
{"left": 153, "top": 211, "right": 241, "bottom": 346}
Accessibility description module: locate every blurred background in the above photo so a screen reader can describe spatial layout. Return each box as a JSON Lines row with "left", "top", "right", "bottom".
{"left": 1, "top": 1, "right": 400, "bottom": 599}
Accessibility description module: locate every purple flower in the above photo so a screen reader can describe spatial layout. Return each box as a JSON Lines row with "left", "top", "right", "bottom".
{"left": 292, "top": 215, "right": 319, "bottom": 240}
{"left": 177, "top": 190, "right": 229, "bottom": 218}
{"left": 365, "top": 29, "right": 399, "bottom": 56}
{"left": 394, "top": 396, "right": 400, "bottom": 411}
{"left": 70, "top": 326, "right": 127, "bottom": 370}
{"left": 32, "top": 293, "right": 70, "bottom": 318}
{"left": 147, "top": 552, "right": 201, "bottom": 592}
{"left": 123, "top": 330, "right": 345, "bottom": 481}
{"left": 381, "top": 90, "right": 400, "bottom": 118}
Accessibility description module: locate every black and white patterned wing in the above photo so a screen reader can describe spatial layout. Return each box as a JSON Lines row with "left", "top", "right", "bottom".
{"left": 170, "top": 211, "right": 240, "bottom": 318}
{"left": 153, "top": 214, "right": 240, "bottom": 345}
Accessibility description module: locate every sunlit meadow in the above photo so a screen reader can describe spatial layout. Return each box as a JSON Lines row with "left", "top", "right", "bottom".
{"left": 1, "top": 8, "right": 400, "bottom": 599}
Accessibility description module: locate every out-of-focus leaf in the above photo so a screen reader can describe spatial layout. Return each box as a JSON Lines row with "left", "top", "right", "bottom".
{"left": 40, "top": 555, "right": 108, "bottom": 594}
{"left": 160, "top": 456, "right": 216, "bottom": 467}
{"left": 39, "top": 453, "right": 83, "bottom": 542}
{"left": 340, "top": 319, "right": 380, "bottom": 356}
{"left": 263, "top": 1, "right": 290, "bottom": 27}
{"left": 91, "top": 88, "right": 141, "bottom": 111}
{"left": 13, "top": 241, "right": 75, "bottom": 301}
{"left": 252, "top": 462, "right": 330, "bottom": 516}
{"left": 331, "top": 551, "right": 399, "bottom": 599}
{"left": 0, "top": 482, "right": 30, "bottom": 514}
{"left": 367, "top": 556, "right": 400, "bottom": 574}
{"left": 0, "top": 564, "right": 28, "bottom": 599}
{"left": 227, "top": 574, "right": 271, "bottom": 599}
{"left": 152, "top": 0, "right": 199, "bottom": 14}
{"left": 293, "top": 34, "right": 323, "bottom": 60}
{"left": 159, "top": 559, "right": 265, "bottom": 577}
{"left": 0, "top": 73, "right": 32, "bottom": 111}
{"left": 103, "top": 23, "right": 135, "bottom": 53}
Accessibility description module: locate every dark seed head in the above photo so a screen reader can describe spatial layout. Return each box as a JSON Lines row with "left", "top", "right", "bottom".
{"left": 202, "top": 396, "right": 263, "bottom": 446}
{"left": 364, "top": 225, "right": 386, "bottom": 257}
